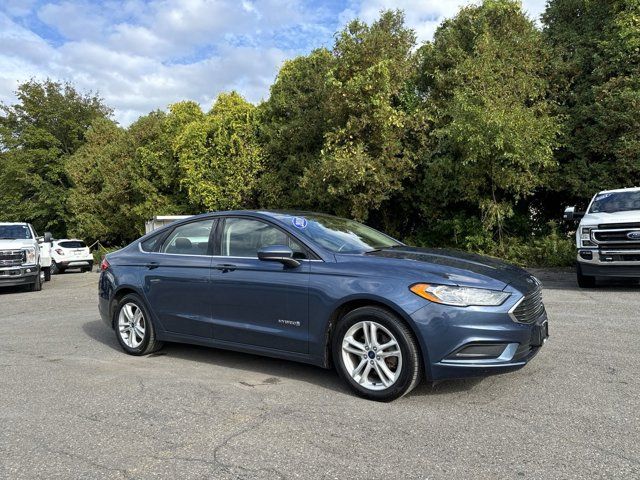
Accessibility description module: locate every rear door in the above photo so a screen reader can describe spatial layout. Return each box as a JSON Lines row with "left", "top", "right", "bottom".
{"left": 143, "top": 219, "right": 216, "bottom": 337}
{"left": 210, "top": 217, "right": 310, "bottom": 354}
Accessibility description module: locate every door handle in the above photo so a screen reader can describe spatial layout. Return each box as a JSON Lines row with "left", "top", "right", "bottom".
{"left": 145, "top": 262, "right": 159, "bottom": 270}
{"left": 214, "top": 263, "right": 237, "bottom": 272}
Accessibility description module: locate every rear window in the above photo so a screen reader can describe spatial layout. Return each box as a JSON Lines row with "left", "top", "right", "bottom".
{"left": 58, "top": 241, "right": 87, "bottom": 249}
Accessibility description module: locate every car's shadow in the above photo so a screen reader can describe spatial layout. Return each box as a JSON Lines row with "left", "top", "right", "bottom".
{"left": 82, "top": 319, "right": 484, "bottom": 399}
{"left": 0, "top": 285, "right": 25, "bottom": 295}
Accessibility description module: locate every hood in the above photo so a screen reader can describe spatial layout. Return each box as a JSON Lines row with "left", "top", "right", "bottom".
{"left": 581, "top": 210, "right": 640, "bottom": 226}
{"left": 0, "top": 239, "right": 36, "bottom": 250}
{"left": 364, "top": 246, "right": 538, "bottom": 293}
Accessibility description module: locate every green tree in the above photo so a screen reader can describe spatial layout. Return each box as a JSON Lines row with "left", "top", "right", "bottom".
{"left": 258, "top": 48, "right": 333, "bottom": 208}
{"left": 174, "top": 92, "right": 262, "bottom": 211}
{"left": 67, "top": 110, "right": 194, "bottom": 244}
{"left": 0, "top": 79, "right": 110, "bottom": 236}
{"left": 415, "top": 0, "right": 559, "bottom": 244}
{"left": 543, "top": 0, "right": 640, "bottom": 207}
{"left": 66, "top": 118, "right": 137, "bottom": 243}
{"left": 300, "top": 10, "right": 418, "bottom": 222}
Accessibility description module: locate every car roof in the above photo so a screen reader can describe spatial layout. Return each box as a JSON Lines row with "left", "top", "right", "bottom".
{"left": 0, "top": 222, "right": 29, "bottom": 226}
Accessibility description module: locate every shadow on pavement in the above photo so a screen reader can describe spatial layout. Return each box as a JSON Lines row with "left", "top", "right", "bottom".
{"left": 82, "top": 319, "right": 483, "bottom": 399}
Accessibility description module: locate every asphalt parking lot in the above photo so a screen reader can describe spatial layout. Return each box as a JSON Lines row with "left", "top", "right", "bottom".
{"left": 0, "top": 270, "right": 638, "bottom": 479}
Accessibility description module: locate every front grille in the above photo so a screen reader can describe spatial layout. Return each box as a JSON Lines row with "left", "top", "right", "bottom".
{"left": 593, "top": 224, "right": 640, "bottom": 249}
{"left": 0, "top": 250, "right": 25, "bottom": 267}
{"left": 511, "top": 286, "right": 545, "bottom": 324}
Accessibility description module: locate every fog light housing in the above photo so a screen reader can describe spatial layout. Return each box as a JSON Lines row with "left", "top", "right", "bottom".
{"left": 446, "top": 343, "right": 508, "bottom": 360}
{"left": 579, "top": 250, "right": 593, "bottom": 260}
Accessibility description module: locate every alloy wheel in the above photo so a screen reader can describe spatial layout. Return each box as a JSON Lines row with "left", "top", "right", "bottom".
{"left": 341, "top": 320, "right": 402, "bottom": 391}
{"left": 118, "top": 302, "right": 146, "bottom": 348}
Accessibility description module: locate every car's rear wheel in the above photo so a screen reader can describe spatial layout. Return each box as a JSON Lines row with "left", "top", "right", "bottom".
{"left": 115, "top": 294, "right": 163, "bottom": 355}
{"left": 332, "top": 306, "right": 422, "bottom": 402}
{"left": 577, "top": 264, "right": 596, "bottom": 288}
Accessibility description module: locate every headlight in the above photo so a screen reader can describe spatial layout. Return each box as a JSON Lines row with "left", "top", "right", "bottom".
{"left": 580, "top": 227, "right": 594, "bottom": 247}
{"left": 410, "top": 283, "right": 511, "bottom": 307}
{"left": 22, "top": 247, "right": 36, "bottom": 265}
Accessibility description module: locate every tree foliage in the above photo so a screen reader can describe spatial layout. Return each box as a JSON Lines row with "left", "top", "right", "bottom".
{"left": 0, "top": 2, "right": 638, "bottom": 267}
{"left": 415, "top": 0, "right": 559, "bottom": 243}
{"left": 543, "top": 0, "right": 640, "bottom": 203}
{"left": 301, "top": 11, "right": 417, "bottom": 221}
{"left": 0, "top": 80, "right": 110, "bottom": 236}
{"left": 175, "top": 92, "right": 262, "bottom": 212}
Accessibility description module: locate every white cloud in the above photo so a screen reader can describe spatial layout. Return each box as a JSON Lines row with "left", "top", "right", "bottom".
{"left": 0, "top": 1, "right": 550, "bottom": 126}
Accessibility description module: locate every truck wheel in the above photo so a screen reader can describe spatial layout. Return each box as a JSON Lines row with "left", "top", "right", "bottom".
{"left": 27, "top": 269, "right": 43, "bottom": 292}
{"left": 43, "top": 267, "right": 51, "bottom": 282}
{"left": 577, "top": 264, "right": 596, "bottom": 288}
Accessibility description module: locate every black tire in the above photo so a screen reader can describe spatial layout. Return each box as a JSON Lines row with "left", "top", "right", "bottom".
{"left": 51, "top": 262, "right": 62, "bottom": 275}
{"left": 43, "top": 267, "right": 51, "bottom": 282}
{"left": 26, "top": 269, "right": 42, "bottom": 292}
{"left": 114, "top": 293, "right": 163, "bottom": 355}
{"left": 332, "top": 306, "right": 422, "bottom": 402}
{"left": 577, "top": 264, "right": 596, "bottom": 288}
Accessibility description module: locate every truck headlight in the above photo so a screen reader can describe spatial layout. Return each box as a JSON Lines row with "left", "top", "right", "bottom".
{"left": 580, "top": 227, "right": 595, "bottom": 247}
{"left": 22, "top": 247, "right": 36, "bottom": 265}
{"left": 410, "top": 283, "right": 511, "bottom": 307}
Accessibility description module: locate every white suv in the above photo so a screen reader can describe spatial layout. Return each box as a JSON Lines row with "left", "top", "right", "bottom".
{"left": 51, "top": 239, "right": 94, "bottom": 274}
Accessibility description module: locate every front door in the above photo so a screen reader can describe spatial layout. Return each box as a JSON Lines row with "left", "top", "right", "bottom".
{"left": 210, "top": 217, "right": 310, "bottom": 354}
{"left": 143, "top": 219, "right": 215, "bottom": 337}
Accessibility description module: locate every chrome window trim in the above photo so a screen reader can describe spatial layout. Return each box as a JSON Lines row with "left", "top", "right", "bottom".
{"left": 136, "top": 242, "right": 323, "bottom": 262}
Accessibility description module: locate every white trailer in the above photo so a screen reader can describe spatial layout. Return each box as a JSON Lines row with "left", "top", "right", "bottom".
{"left": 144, "top": 215, "right": 192, "bottom": 234}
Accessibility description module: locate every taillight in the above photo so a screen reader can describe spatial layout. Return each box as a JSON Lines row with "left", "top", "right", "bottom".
{"left": 100, "top": 258, "right": 110, "bottom": 271}
{"left": 55, "top": 248, "right": 64, "bottom": 255}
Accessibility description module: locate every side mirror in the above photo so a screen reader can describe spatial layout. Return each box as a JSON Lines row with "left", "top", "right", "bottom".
{"left": 257, "top": 245, "right": 300, "bottom": 268}
{"left": 44, "top": 232, "right": 53, "bottom": 243}
{"left": 563, "top": 206, "right": 584, "bottom": 221}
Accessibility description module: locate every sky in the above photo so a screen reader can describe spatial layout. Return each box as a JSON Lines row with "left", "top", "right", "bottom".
{"left": 0, "top": 0, "right": 547, "bottom": 126}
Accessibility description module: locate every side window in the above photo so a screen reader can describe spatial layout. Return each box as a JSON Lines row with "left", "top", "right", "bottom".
{"left": 221, "top": 218, "right": 307, "bottom": 259}
{"left": 160, "top": 220, "right": 214, "bottom": 255}
{"left": 140, "top": 233, "right": 164, "bottom": 252}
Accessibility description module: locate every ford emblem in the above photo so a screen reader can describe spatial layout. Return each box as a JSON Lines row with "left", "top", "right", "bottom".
{"left": 627, "top": 231, "right": 640, "bottom": 240}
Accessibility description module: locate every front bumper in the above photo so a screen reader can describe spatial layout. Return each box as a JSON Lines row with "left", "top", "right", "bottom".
{"left": 577, "top": 250, "right": 640, "bottom": 277}
{"left": 0, "top": 266, "right": 39, "bottom": 287}
{"left": 410, "top": 301, "right": 548, "bottom": 381}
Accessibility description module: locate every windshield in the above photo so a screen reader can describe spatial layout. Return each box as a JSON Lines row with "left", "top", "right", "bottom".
{"left": 0, "top": 224, "right": 32, "bottom": 240}
{"left": 589, "top": 191, "right": 640, "bottom": 214}
{"left": 272, "top": 213, "right": 402, "bottom": 253}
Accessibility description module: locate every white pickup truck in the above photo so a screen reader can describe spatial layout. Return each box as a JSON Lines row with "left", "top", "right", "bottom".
{"left": 564, "top": 187, "right": 640, "bottom": 287}
{"left": 0, "top": 222, "right": 53, "bottom": 291}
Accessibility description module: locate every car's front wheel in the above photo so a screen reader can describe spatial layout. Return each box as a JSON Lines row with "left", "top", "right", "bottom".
{"left": 332, "top": 306, "right": 422, "bottom": 402}
{"left": 114, "top": 294, "right": 163, "bottom": 355}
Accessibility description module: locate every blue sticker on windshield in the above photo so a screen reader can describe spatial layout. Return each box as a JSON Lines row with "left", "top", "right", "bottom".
{"left": 596, "top": 193, "right": 612, "bottom": 200}
{"left": 292, "top": 217, "right": 308, "bottom": 229}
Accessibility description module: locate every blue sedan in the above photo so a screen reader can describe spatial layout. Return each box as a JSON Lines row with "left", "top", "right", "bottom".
{"left": 99, "top": 211, "right": 548, "bottom": 401}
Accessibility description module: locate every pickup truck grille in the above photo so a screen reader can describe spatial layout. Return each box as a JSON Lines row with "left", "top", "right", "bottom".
{"left": 593, "top": 224, "right": 640, "bottom": 248}
{"left": 510, "top": 285, "right": 545, "bottom": 324}
{"left": 0, "top": 250, "right": 25, "bottom": 267}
